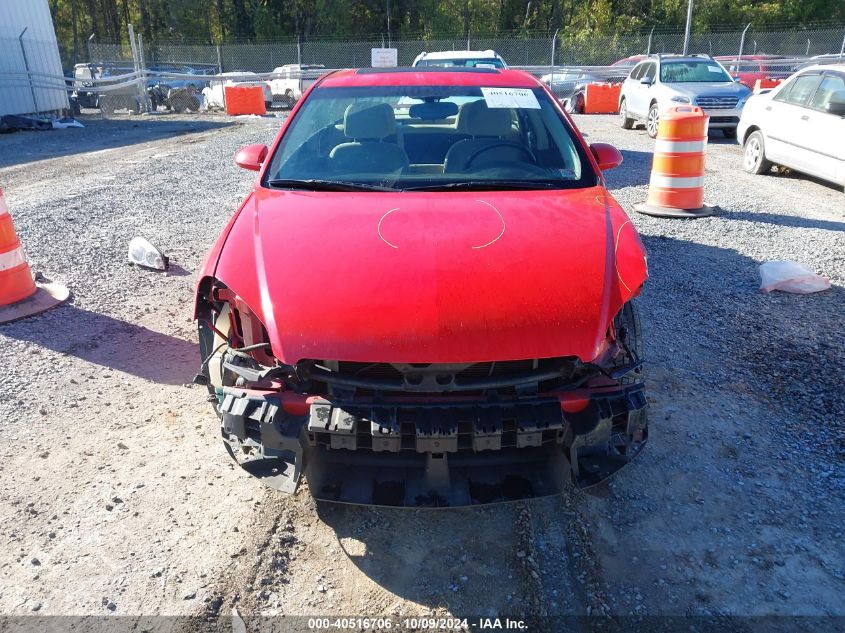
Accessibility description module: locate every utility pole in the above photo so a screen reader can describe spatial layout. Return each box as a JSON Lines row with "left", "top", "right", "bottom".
{"left": 386, "top": 0, "right": 391, "bottom": 47}
{"left": 682, "top": 0, "right": 693, "bottom": 54}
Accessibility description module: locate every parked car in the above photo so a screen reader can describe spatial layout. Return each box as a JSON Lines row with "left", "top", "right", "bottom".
{"left": 97, "top": 64, "right": 149, "bottom": 114}
{"left": 63, "top": 70, "right": 81, "bottom": 115}
{"left": 797, "top": 54, "right": 845, "bottom": 70}
{"left": 553, "top": 64, "right": 634, "bottom": 114}
{"left": 540, "top": 69, "right": 598, "bottom": 106}
{"left": 150, "top": 85, "right": 202, "bottom": 113}
{"left": 147, "top": 65, "right": 215, "bottom": 112}
{"left": 738, "top": 64, "right": 845, "bottom": 190}
{"left": 202, "top": 71, "right": 273, "bottom": 110}
{"left": 72, "top": 63, "right": 104, "bottom": 109}
{"left": 611, "top": 55, "right": 647, "bottom": 68}
{"left": 412, "top": 49, "right": 507, "bottom": 68}
{"left": 194, "top": 66, "right": 649, "bottom": 506}
{"left": 618, "top": 54, "right": 752, "bottom": 138}
{"left": 268, "top": 64, "right": 326, "bottom": 108}
{"left": 713, "top": 55, "right": 793, "bottom": 89}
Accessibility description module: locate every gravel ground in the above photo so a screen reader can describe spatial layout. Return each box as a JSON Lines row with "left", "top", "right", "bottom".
{"left": 0, "top": 111, "right": 842, "bottom": 630}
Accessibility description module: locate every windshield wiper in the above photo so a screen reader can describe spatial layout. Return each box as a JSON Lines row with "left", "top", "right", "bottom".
{"left": 404, "top": 180, "right": 564, "bottom": 192}
{"left": 266, "top": 178, "right": 397, "bottom": 192}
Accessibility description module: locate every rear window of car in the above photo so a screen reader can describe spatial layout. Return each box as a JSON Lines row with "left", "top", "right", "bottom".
{"left": 264, "top": 84, "right": 598, "bottom": 192}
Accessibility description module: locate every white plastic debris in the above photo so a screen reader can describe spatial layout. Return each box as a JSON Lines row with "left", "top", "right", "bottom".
{"left": 759, "top": 260, "right": 830, "bottom": 294}
{"left": 231, "top": 607, "right": 247, "bottom": 633}
{"left": 51, "top": 117, "right": 84, "bottom": 129}
{"left": 128, "top": 237, "right": 169, "bottom": 271}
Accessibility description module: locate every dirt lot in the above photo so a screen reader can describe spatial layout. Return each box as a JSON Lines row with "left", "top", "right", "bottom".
{"left": 0, "top": 112, "right": 842, "bottom": 631}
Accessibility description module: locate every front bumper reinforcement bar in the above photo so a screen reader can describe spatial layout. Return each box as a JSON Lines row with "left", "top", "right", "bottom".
{"left": 217, "top": 384, "right": 648, "bottom": 506}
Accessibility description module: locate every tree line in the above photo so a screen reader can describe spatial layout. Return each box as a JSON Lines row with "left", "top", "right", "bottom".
{"left": 51, "top": 0, "right": 843, "bottom": 63}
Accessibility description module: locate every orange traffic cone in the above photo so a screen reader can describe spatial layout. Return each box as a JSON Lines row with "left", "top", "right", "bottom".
{"left": 635, "top": 106, "right": 716, "bottom": 218}
{"left": 0, "top": 188, "right": 69, "bottom": 324}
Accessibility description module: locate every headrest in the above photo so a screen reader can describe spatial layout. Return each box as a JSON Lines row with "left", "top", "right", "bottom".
{"left": 456, "top": 99, "right": 513, "bottom": 136}
{"left": 343, "top": 103, "right": 395, "bottom": 139}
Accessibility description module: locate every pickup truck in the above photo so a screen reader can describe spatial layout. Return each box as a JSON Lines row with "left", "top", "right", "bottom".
{"left": 268, "top": 64, "right": 326, "bottom": 108}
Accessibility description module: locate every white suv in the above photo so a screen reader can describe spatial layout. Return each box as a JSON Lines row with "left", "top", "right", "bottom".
{"left": 618, "top": 54, "right": 752, "bottom": 138}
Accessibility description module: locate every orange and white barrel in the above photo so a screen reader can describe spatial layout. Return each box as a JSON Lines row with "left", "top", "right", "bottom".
{"left": 0, "top": 189, "right": 37, "bottom": 307}
{"left": 0, "top": 188, "right": 69, "bottom": 323}
{"left": 635, "top": 106, "right": 715, "bottom": 218}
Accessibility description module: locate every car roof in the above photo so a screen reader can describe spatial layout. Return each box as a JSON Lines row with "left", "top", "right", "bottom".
{"left": 713, "top": 54, "right": 784, "bottom": 60}
{"left": 798, "top": 63, "right": 845, "bottom": 73}
{"left": 417, "top": 50, "right": 501, "bottom": 60}
{"left": 612, "top": 55, "right": 646, "bottom": 64}
{"left": 274, "top": 63, "right": 325, "bottom": 69}
{"left": 319, "top": 67, "right": 540, "bottom": 88}
{"left": 652, "top": 55, "right": 716, "bottom": 64}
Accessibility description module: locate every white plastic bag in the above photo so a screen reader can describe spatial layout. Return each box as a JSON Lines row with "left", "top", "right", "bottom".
{"left": 759, "top": 261, "right": 830, "bottom": 294}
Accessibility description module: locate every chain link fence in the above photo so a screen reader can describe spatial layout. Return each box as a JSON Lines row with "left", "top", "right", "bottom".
{"left": 2, "top": 24, "right": 837, "bottom": 119}
{"left": 87, "top": 26, "right": 845, "bottom": 72}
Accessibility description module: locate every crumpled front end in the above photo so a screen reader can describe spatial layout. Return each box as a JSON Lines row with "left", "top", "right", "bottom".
{"left": 195, "top": 182, "right": 650, "bottom": 505}
{"left": 216, "top": 378, "right": 647, "bottom": 506}
{"left": 197, "top": 282, "right": 648, "bottom": 506}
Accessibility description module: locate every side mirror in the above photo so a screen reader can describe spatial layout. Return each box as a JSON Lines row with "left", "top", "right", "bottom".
{"left": 234, "top": 144, "right": 268, "bottom": 171}
{"left": 640, "top": 76, "right": 653, "bottom": 86}
{"left": 825, "top": 99, "right": 845, "bottom": 117}
{"left": 590, "top": 142, "right": 623, "bottom": 171}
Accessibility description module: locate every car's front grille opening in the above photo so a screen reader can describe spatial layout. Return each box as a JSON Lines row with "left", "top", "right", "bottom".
{"left": 336, "top": 360, "right": 537, "bottom": 381}
{"left": 304, "top": 357, "right": 583, "bottom": 397}
{"left": 695, "top": 95, "right": 739, "bottom": 109}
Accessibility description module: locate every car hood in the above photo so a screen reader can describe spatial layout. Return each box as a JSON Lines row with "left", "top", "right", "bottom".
{"left": 213, "top": 186, "right": 647, "bottom": 365}
{"left": 667, "top": 81, "right": 750, "bottom": 98}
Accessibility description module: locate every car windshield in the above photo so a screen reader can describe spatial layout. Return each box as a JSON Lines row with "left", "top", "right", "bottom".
{"left": 660, "top": 61, "right": 732, "bottom": 83}
{"left": 417, "top": 58, "right": 506, "bottom": 68}
{"left": 264, "top": 84, "right": 596, "bottom": 191}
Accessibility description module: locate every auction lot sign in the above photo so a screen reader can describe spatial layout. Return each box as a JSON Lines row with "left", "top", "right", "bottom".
{"left": 371, "top": 48, "right": 399, "bottom": 67}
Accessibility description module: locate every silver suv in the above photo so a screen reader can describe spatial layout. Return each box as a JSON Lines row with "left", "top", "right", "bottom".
{"left": 618, "top": 54, "right": 752, "bottom": 138}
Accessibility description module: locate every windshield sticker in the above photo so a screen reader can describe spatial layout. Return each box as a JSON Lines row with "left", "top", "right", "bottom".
{"left": 481, "top": 87, "right": 541, "bottom": 109}
{"left": 707, "top": 66, "right": 723, "bottom": 73}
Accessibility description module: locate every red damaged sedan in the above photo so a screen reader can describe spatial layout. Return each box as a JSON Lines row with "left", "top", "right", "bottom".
{"left": 194, "top": 67, "right": 649, "bottom": 506}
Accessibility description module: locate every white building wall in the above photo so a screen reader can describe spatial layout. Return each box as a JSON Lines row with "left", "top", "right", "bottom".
{"left": 0, "top": 0, "right": 69, "bottom": 116}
